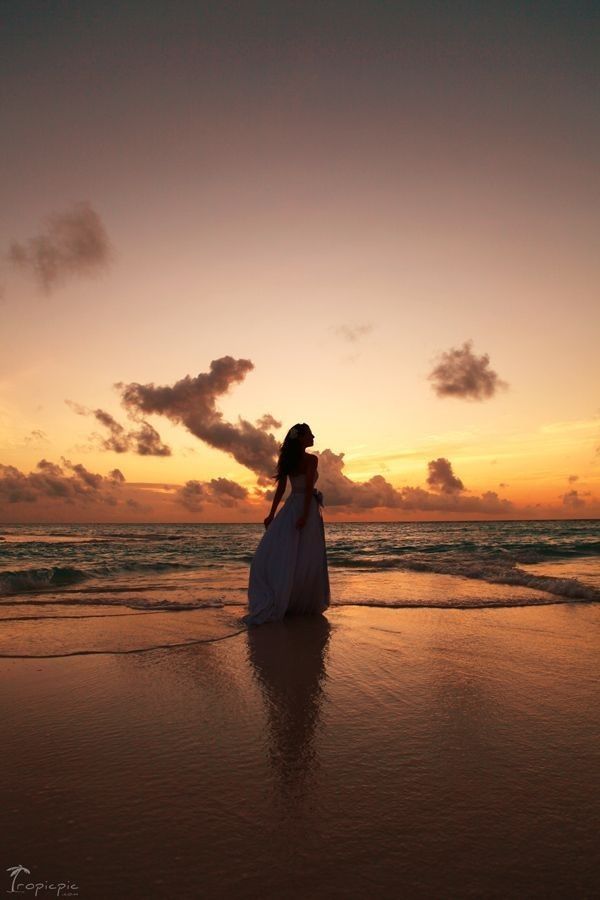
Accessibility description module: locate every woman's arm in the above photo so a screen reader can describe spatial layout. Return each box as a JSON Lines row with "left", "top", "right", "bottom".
{"left": 264, "top": 476, "right": 286, "bottom": 528}
{"left": 297, "top": 457, "right": 317, "bottom": 528}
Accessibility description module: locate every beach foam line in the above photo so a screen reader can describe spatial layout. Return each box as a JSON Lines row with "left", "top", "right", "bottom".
{"left": 0, "top": 630, "right": 249, "bottom": 658}
{"left": 0, "top": 607, "right": 248, "bottom": 658}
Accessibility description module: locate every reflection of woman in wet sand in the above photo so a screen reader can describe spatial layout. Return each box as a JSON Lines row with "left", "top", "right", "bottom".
{"left": 243, "top": 423, "right": 330, "bottom": 627}
{"left": 246, "top": 615, "right": 332, "bottom": 799}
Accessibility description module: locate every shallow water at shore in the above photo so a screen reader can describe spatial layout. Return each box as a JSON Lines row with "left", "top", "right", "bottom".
{"left": 1, "top": 603, "right": 598, "bottom": 898}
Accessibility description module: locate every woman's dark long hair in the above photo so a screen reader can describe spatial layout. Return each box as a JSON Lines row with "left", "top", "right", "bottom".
{"left": 272, "top": 423, "right": 311, "bottom": 482}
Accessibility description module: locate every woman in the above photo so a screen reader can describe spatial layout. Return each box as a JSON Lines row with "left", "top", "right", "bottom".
{"left": 242, "top": 422, "right": 331, "bottom": 626}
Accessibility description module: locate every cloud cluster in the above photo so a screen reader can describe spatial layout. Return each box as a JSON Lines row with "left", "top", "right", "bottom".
{"left": 177, "top": 476, "right": 248, "bottom": 512}
{"left": 65, "top": 401, "right": 171, "bottom": 456}
{"left": 115, "top": 357, "right": 280, "bottom": 480}
{"left": 428, "top": 340, "right": 508, "bottom": 401}
{"left": 0, "top": 458, "right": 125, "bottom": 505}
{"left": 8, "top": 202, "right": 112, "bottom": 292}
{"left": 314, "top": 450, "right": 513, "bottom": 514}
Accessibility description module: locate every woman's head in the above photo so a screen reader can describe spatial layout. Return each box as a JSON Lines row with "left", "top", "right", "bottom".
{"left": 272, "top": 423, "right": 314, "bottom": 480}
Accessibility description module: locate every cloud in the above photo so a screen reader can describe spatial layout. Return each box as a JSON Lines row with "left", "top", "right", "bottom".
{"left": 314, "top": 450, "right": 513, "bottom": 514}
{"left": 568, "top": 474, "right": 578, "bottom": 483}
{"left": 176, "top": 476, "right": 248, "bottom": 512}
{"left": 23, "top": 429, "right": 49, "bottom": 446}
{"left": 426, "top": 457, "right": 464, "bottom": 494}
{"left": 178, "top": 480, "right": 206, "bottom": 512}
{"left": 255, "top": 414, "right": 282, "bottom": 431}
{"left": 115, "top": 357, "right": 280, "bottom": 480}
{"left": 0, "top": 458, "right": 126, "bottom": 505}
{"left": 561, "top": 489, "right": 585, "bottom": 509}
{"left": 8, "top": 202, "right": 112, "bottom": 292}
{"left": 333, "top": 323, "right": 373, "bottom": 343}
{"left": 208, "top": 477, "right": 249, "bottom": 507}
{"left": 65, "top": 401, "right": 171, "bottom": 456}
{"left": 428, "top": 340, "right": 508, "bottom": 401}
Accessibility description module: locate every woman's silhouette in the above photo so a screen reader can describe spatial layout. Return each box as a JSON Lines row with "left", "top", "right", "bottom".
{"left": 242, "top": 423, "right": 331, "bottom": 626}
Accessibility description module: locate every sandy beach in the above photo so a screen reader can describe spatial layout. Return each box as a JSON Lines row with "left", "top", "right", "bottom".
{"left": 1, "top": 603, "right": 599, "bottom": 899}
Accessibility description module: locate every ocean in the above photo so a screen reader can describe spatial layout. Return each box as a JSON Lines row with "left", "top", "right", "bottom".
{"left": 1, "top": 520, "right": 598, "bottom": 656}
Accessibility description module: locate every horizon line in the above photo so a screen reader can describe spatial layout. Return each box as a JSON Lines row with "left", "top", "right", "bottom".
{"left": 2, "top": 518, "right": 599, "bottom": 527}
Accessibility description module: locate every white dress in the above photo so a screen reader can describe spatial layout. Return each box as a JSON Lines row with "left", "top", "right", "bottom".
{"left": 242, "top": 469, "right": 331, "bottom": 626}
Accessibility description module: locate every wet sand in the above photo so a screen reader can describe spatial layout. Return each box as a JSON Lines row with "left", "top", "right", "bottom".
{"left": 1, "top": 603, "right": 599, "bottom": 899}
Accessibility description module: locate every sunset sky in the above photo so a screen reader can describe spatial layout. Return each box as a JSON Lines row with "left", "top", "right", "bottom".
{"left": 1, "top": 1, "right": 598, "bottom": 522}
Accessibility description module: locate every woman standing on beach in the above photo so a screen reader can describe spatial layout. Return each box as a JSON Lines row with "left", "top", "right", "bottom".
{"left": 242, "top": 423, "right": 331, "bottom": 626}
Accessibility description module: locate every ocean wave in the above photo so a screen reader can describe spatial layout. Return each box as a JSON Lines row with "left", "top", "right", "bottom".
{"left": 0, "top": 566, "right": 90, "bottom": 593}
{"left": 0, "top": 560, "right": 199, "bottom": 595}
{"left": 394, "top": 556, "right": 600, "bottom": 602}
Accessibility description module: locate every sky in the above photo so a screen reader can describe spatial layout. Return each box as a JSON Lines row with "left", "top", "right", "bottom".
{"left": 1, "top": 0, "right": 599, "bottom": 522}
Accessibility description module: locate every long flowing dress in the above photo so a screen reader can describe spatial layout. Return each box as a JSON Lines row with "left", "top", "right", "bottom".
{"left": 242, "top": 469, "right": 331, "bottom": 626}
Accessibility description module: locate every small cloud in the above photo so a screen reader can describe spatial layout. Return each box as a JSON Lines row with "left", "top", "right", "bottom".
{"left": 499, "top": 482, "right": 509, "bottom": 488}
{"left": 426, "top": 457, "right": 465, "bottom": 494}
{"left": 333, "top": 323, "right": 373, "bottom": 343}
{"left": 561, "top": 489, "right": 585, "bottom": 509}
{"left": 126, "top": 497, "right": 153, "bottom": 513}
{"left": 178, "top": 480, "right": 206, "bottom": 512}
{"left": 23, "top": 429, "right": 49, "bottom": 446}
{"left": 176, "top": 476, "right": 248, "bottom": 512}
{"left": 568, "top": 474, "right": 578, "bottom": 483}
{"left": 208, "top": 477, "right": 248, "bottom": 507}
{"left": 8, "top": 202, "right": 113, "bottom": 292}
{"left": 428, "top": 340, "right": 508, "bottom": 401}
{"left": 256, "top": 414, "right": 282, "bottom": 431}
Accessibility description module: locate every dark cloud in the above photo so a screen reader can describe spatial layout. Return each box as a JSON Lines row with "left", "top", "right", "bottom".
{"left": 568, "top": 474, "right": 578, "bottom": 483}
{"left": 176, "top": 476, "right": 248, "bottom": 512}
{"left": 8, "top": 202, "right": 112, "bottom": 292}
{"left": 177, "top": 480, "right": 206, "bottom": 513}
{"left": 428, "top": 340, "right": 508, "bottom": 401}
{"left": 426, "top": 457, "right": 464, "bottom": 494}
{"left": 0, "top": 458, "right": 126, "bottom": 505}
{"left": 561, "top": 489, "right": 585, "bottom": 509}
{"left": 115, "top": 357, "right": 279, "bottom": 479}
{"left": 208, "top": 477, "right": 249, "bottom": 507}
{"left": 65, "top": 401, "right": 171, "bottom": 456}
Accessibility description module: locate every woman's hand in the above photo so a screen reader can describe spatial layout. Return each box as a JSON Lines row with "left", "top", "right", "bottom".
{"left": 263, "top": 514, "right": 274, "bottom": 529}
{"left": 296, "top": 515, "right": 306, "bottom": 529}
